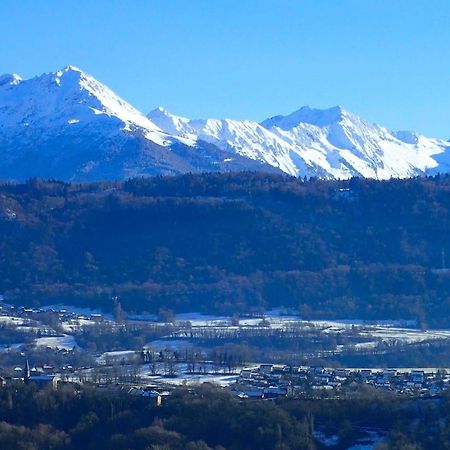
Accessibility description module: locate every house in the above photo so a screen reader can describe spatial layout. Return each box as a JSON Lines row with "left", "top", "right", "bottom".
{"left": 259, "top": 364, "right": 273, "bottom": 374}
{"left": 23, "top": 359, "right": 59, "bottom": 389}
{"left": 29, "top": 374, "right": 59, "bottom": 390}
{"left": 271, "top": 365, "right": 288, "bottom": 374}
{"left": 310, "top": 366, "right": 324, "bottom": 374}
{"left": 410, "top": 370, "right": 424, "bottom": 383}
{"left": 312, "top": 385, "right": 333, "bottom": 391}
{"left": 235, "top": 389, "right": 263, "bottom": 399}
{"left": 383, "top": 369, "right": 397, "bottom": 379}
{"left": 128, "top": 387, "right": 162, "bottom": 406}
{"left": 263, "top": 386, "right": 287, "bottom": 398}
{"left": 359, "top": 369, "right": 372, "bottom": 379}
{"left": 43, "top": 364, "right": 54, "bottom": 373}
{"left": 334, "top": 369, "right": 348, "bottom": 378}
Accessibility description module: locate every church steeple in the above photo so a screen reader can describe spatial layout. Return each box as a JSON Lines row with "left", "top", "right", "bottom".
{"left": 24, "top": 359, "right": 30, "bottom": 383}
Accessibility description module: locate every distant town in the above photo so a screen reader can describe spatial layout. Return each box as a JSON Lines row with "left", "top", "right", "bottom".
{"left": 2, "top": 298, "right": 450, "bottom": 406}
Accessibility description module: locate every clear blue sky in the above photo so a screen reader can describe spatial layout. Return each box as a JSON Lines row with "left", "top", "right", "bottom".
{"left": 1, "top": 0, "right": 449, "bottom": 137}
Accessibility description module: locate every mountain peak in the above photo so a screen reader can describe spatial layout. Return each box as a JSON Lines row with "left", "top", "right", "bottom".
{"left": 149, "top": 106, "right": 171, "bottom": 117}
{"left": 0, "top": 66, "right": 168, "bottom": 147}
{"left": 290, "top": 105, "right": 350, "bottom": 124}
{"left": 53, "top": 65, "right": 86, "bottom": 84}
{"left": 1, "top": 67, "right": 449, "bottom": 182}
{"left": 147, "top": 107, "right": 191, "bottom": 136}
{"left": 64, "top": 65, "right": 82, "bottom": 72}
{"left": 58, "top": 65, "right": 83, "bottom": 74}
{"left": 261, "top": 105, "right": 353, "bottom": 130}
{"left": 0, "top": 73, "right": 23, "bottom": 87}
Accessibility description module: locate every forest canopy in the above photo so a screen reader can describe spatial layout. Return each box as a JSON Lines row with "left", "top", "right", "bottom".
{"left": 1, "top": 172, "right": 450, "bottom": 326}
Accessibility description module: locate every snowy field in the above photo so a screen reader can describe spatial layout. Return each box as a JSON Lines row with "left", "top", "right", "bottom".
{"left": 314, "top": 428, "right": 383, "bottom": 449}
{"left": 40, "top": 304, "right": 114, "bottom": 319}
{"left": 97, "top": 350, "right": 138, "bottom": 364}
{"left": 167, "top": 312, "right": 450, "bottom": 350}
{"left": 34, "top": 335, "right": 79, "bottom": 350}
{"left": 60, "top": 318, "right": 101, "bottom": 332}
{"left": 314, "top": 320, "right": 450, "bottom": 348}
{"left": 2, "top": 302, "right": 450, "bottom": 360}
{"left": 138, "top": 362, "right": 241, "bottom": 387}
{"left": 145, "top": 339, "right": 194, "bottom": 352}
{"left": 0, "top": 316, "right": 25, "bottom": 326}
{"left": 142, "top": 372, "right": 239, "bottom": 387}
{"left": 0, "top": 343, "right": 24, "bottom": 353}
{"left": 171, "top": 310, "right": 302, "bottom": 328}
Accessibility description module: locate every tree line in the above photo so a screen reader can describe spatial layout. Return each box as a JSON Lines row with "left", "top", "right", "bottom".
{"left": 2, "top": 173, "right": 450, "bottom": 325}
{"left": 0, "top": 381, "right": 449, "bottom": 449}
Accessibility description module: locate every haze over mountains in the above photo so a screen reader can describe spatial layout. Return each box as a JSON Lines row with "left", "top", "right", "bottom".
{"left": 1, "top": 66, "right": 449, "bottom": 181}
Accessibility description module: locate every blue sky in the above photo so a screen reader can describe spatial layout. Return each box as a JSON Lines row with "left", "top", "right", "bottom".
{"left": 1, "top": 0, "right": 449, "bottom": 137}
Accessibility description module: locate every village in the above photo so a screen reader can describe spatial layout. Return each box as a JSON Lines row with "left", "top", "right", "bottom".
{"left": 2, "top": 355, "right": 450, "bottom": 405}
{"left": 1, "top": 299, "right": 450, "bottom": 450}
{"left": 231, "top": 363, "right": 449, "bottom": 399}
{"left": 1, "top": 298, "right": 450, "bottom": 403}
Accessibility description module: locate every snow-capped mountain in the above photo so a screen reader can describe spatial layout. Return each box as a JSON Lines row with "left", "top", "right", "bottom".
{"left": 0, "top": 66, "right": 167, "bottom": 143}
{"left": 149, "top": 105, "right": 450, "bottom": 179}
{"left": 1, "top": 65, "right": 449, "bottom": 181}
{"left": 147, "top": 107, "right": 301, "bottom": 175}
{"left": 0, "top": 66, "right": 273, "bottom": 181}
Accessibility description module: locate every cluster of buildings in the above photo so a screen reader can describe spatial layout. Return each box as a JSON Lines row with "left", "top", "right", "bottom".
{"left": 232, "top": 364, "right": 450, "bottom": 398}
{"left": 0, "top": 359, "right": 62, "bottom": 389}
{"left": 3, "top": 357, "right": 450, "bottom": 404}
{"left": 12, "top": 304, "right": 105, "bottom": 325}
{"left": 1, "top": 299, "right": 449, "bottom": 402}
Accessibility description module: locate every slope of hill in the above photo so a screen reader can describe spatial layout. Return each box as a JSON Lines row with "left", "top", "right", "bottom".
{"left": 2, "top": 173, "right": 450, "bottom": 326}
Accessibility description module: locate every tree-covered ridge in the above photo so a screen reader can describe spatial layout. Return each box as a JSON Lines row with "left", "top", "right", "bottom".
{"left": 2, "top": 173, "right": 450, "bottom": 325}
{"left": 0, "top": 382, "right": 448, "bottom": 449}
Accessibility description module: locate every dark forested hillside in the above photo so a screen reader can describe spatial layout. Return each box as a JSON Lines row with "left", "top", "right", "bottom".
{"left": 0, "top": 382, "right": 442, "bottom": 450}
{"left": 2, "top": 173, "right": 450, "bottom": 325}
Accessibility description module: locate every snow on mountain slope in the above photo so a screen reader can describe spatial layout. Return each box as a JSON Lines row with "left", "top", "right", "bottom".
{"left": 150, "top": 105, "right": 450, "bottom": 180}
{"left": 1, "top": 66, "right": 449, "bottom": 181}
{"left": 148, "top": 107, "right": 302, "bottom": 175}
{"left": 0, "top": 65, "right": 169, "bottom": 146}
{"left": 262, "top": 106, "right": 450, "bottom": 179}
{"left": 0, "top": 67, "right": 276, "bottom": 181}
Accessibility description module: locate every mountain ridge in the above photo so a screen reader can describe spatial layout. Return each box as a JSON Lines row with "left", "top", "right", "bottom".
{"left": 1, "top": 66, "right": 449, "bottom": 181}
{"left": 0, "top": 66, "right": 275, "bottom": 181}
{"left": 150, "top": 104, "right": 450, "bottom": 179}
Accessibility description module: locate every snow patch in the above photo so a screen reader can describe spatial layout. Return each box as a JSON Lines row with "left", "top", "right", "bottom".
{"left": 34, "top": 335, "right": 79, "bottom": 350}
{"left": 151, "top": 105, "right": 450, "bottom": 180}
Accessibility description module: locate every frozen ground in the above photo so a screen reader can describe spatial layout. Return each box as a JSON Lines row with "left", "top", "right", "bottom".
{"left": 60, "top": 318, "right": 101, "bottom": 332}
{"left": 163, "top": 312, "right": 450, "bottom": 351}
{"left": 170, "top": 312, "right": 417, "bottom": 332}
{"left": 165, "top": 311, "right": 306, "bottom": 328}
{"left": 139, "top": 362, "right": 240, "bottom": 387}
{"left": 97, "top": 350, "right": 138, "bottom": 364}
{"left": 40, "top": 304, "right": 113, "bottom": 319}
{"left": 313, "top": 431, "right": 339, "bottom": 447}
{"left": 0, "top": 343, "right": 24, "bottom": 353}
{"left": 127, "top": 310, "right": 450, "bottom": 356}
{"left": 314, "top": 428, "right": 383, "bottom": 449}
{"left": 34, "top": 335, "right": 79, "bottom": 350}
{"left": 145, "top": 339, "right": 194, "bottom": 351}
{"left": 0, "top": 316, "right": 25, "bottom": 326}
{"left": 144, "top": 372, "right": 239, "bottom": 387}
{"left": 347, "top": 430, "right": 384, "bottom": 450}
{"left": 2, "top": 302, "right": 450, "bottom": 361}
